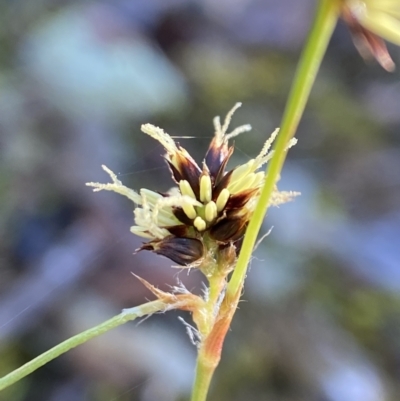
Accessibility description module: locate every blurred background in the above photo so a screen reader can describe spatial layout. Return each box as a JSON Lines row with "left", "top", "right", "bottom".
{"left": 1, "top": 1, "right": 400, "bottom": 400}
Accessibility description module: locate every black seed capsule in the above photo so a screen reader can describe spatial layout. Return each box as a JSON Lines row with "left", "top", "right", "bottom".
{"left": 139, "top": 237, "right": 204, "bottom": 265}
{"left": 209, "top": 217, "right": 247, "bottom": 243}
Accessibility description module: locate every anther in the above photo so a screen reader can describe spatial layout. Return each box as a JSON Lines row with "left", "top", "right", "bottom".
{"left": 252, "top": 172, "right": 264, "bottom": 187}
{"left": 216, "top": 188, "right": 230, "bottom": 212}
{"left": 230, "top": 173, "right": 255, "bottom": 193}
{"left": 200, "top": 175, "right": 212, "bottom": 203}
{"left": 179, "top": 180, "right": 196, "bottom": 199}
{"left": 229, "top": 160, "right": 255, "bottom": 184}
{"left": 205, "top": 201, "right": 217, "bottom": 222}
{"left": 194, "top": 216, "right": 207, "bottom": 231}
{"left": 182, "top": 201, "right": 197, "bottom": 220}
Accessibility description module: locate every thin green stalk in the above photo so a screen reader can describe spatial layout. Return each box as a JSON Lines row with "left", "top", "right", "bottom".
{"left": 191, "top": 357, "right": 214, "bottom": 401}
{"left": 0, "top": 300, "right": 166, "bottom": 392}
{"left": 227, "top": 0, "right": 340, "bottom": 298}
{"left": 191, "top": 296, "right": 236, "bottom": 401}
{"left": 190, "top": 275, "right": 227, "bottom": 401}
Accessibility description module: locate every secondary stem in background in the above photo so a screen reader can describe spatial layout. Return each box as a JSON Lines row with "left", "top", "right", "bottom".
{"left": 227, "top": 0, "right": 341, "bottom": 298}
{"left": 0, "top": 300, "right": 166, "bottom": 392}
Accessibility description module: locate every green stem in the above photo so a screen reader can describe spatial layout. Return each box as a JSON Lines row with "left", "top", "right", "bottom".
{"left": 0, "top": 300, "right": 166, "bottom": 392}
{"left": 190, "top": 1, "right": 341, "bottom": 398}
{"left": 190, "top": 356, "right": 215, "bottom": 401}
{"left": 190, "top": 292, "right": 238, "bottom": 401}
{"left": 190, "top": 271, "right": 233, "bottom": 400}
{"left": 227, "top": 0, "right": 340, "bottom": 298}
{"left": 190, "top": 276, "right": 226, "bottom": 401}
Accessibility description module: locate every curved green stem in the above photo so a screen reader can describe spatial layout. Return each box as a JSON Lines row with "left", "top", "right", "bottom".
{"left": 0, "top": 300, "right": 166, "bottom": 392}
{"left": 227, "top": 0, "right": 340, "bottom": 298}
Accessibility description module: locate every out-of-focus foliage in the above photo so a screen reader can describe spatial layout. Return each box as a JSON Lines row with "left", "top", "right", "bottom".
{"left": 0, "top": 1, "right": 400, "bottom": 401}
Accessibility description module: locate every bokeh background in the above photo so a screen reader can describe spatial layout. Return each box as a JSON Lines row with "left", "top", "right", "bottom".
{"left": 1, "top": 1, "right": 400, "bottom": 400}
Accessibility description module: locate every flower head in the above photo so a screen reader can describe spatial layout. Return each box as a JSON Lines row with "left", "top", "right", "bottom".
{"left": 87, "top": 104, "right": 298, "bottom": 268}
{"left": 341, "top": 0, "right": 400, "bottom": 71}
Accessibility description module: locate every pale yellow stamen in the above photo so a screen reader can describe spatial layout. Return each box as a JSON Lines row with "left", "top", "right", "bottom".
{"left": 182, "top": 201, "right": 197, "bottom": 220}
{"left": 134, "top": 193, "right": 172, "bottom": 239}
{"left": 179, "top": 180, "right": 196, "bottom": 199}
{"left": 194, "top": 216, "right": 206, "bottom": 231}
{"left": 200, "top": 175, "right": 212, "bottom": 203}
{"left": 228, "top": 160, "right": 255, "bottom": 191}
{"left": 252, "top": 172, "right": 264, "bottom": 188}
{"left": 130, "top": 226, "right": 159, "bottom": 239}
{"left": 205, "top": 201, "right": 217, "bottom": 222}
{"left": 150, "top": 194, "right": 200, "bottom": 231}
{"left": 216, "top": 188, "right": 230, "bottom": 212}
{"left": 140, "top": 188, "right": 162, "bottom": 206}
{"left": 229, "top": 173, "right": 256, "bottom": 193}
{"left": 229, "top": 170, "right": 263, "bottom": 193}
